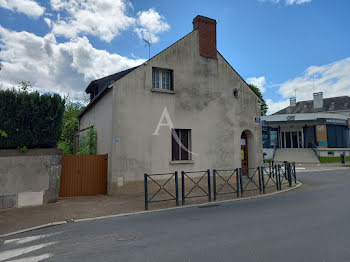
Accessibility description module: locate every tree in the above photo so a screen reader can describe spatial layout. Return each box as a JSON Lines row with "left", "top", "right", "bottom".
{"left": 248, "top": 83, "right": 268, "bottom": 116}
{"left": 58, "top": 100, "right": 82, "bottom": 155}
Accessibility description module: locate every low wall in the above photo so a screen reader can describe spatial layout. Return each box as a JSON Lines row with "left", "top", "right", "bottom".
{"left": 0, "top": 148, "right": 62, "bottom": 209}
{"left": 318, "top": 148, "right": 350, "bottom": 157}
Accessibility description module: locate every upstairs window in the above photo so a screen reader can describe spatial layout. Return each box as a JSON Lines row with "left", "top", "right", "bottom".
{"left": 152, "top": 68, "right": 173, "bottom": 91}
{"left": 172, "top": 129, "right": 192, "bottom": 161}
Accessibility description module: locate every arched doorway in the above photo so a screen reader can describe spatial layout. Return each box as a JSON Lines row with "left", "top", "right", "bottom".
{"left": 241, "top": 131, "right": 249, "bottom": 170}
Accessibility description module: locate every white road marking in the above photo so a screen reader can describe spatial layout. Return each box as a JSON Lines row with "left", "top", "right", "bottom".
{"left": 4, "top": 232, "right": 62, "bottom": 245}
{"left": 0, "top": 242, "right": 57, "bottom": 262}
{"left": 6, "top": 254, "right": 52, "bottom": 262}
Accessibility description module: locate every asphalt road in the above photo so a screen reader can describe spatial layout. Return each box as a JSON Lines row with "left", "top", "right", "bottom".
{"left": 1, "top": 169, "right": 350, "bottom": 262}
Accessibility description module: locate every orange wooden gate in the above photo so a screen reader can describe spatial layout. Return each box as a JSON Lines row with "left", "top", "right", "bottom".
{"left": 59, "top": 154, "right": 108, "bottom": 197}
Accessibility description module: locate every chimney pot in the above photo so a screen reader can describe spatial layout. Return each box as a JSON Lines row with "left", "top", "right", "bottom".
{"left": 290, "top": 97, "right": 296, "bottom": 107}
{"left": 313, "top": 92, "right": 324, "bottom": 109}
{"left": 192, "top": 15, "right": 217, "bottom": 59}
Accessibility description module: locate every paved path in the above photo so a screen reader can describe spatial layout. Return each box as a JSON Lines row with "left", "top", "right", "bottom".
{"left": 1, "top": 169, "right": 350, "bottom": 262}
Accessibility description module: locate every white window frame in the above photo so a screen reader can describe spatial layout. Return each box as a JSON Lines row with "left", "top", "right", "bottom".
{"left": 153, "top": 68, "right": 172, "bottom": 91}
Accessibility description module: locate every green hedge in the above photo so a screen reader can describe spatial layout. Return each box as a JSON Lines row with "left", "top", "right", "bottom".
{"left": 319, "top": 156, "right": 350, "bottom": 163}
{"left": 0, "top": 89, "right": 65, "bottom": 149}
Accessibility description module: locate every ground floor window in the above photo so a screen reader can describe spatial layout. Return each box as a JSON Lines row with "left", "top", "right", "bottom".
{"left": 171, "top": 129, "right": 191, "bottom": 161}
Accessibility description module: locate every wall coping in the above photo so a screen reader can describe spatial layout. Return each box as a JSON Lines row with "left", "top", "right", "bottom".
{"left": 0, "top": 148, "right": 62, "bottom": 157}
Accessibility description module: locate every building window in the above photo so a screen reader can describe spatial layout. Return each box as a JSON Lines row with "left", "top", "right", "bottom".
{"left": 153, "top": 68, "right": 173, "bottom": 91}
{"left": 172, "top": 129, "right": 191, "bottom": 161}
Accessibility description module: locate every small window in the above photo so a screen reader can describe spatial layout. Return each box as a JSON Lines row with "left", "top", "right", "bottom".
{"left": 172, "top": 129, "right": 191, "bottom": 161}
{"left": 153, "top": 68, "right": 173, "bottom": 91}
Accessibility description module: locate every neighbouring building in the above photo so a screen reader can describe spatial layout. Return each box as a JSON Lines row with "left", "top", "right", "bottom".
{"left": 78, "top": 15, "right": 263, "bottom": 195}
{"left": 262, "top": 93, "right": 350, "bottom": 162}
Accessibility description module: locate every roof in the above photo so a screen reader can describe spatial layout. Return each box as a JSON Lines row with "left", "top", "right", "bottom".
{"left": 78, "top": 66, "right": 139, "bottom": 119}
{"left": 85, "top": 66, "right": 140, "bottom": 94}
{"left": 273, "top": 96, "right": 350, "bottom": 115}
{"left": 78, "top": 27, "right": 262, "bottom": 119}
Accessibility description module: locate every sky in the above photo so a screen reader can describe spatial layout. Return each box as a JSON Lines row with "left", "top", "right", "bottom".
{"left": 0, "top": 0, "right": 349, "bottom": 114}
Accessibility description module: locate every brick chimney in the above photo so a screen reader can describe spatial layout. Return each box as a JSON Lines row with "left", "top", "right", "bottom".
{"left": 192, "top": 15, "right": 217, "bottom": 59}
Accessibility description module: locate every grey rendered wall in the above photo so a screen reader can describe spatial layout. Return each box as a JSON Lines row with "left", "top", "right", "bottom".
{"left": 0, "top": 149, "right": 62, "bottom": 209}
{"left": 109, "top": 30, "right": 262, "bottom": 194}
{"left": 79, "top": 90, "right": 113, "bottom": 193}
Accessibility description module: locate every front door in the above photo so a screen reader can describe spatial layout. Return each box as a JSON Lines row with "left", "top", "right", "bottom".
{"left": 241, "top": 132, "right": 248, "bottom": 171}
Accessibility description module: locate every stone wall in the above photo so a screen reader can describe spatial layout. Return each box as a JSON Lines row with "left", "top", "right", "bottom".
{"left": 0, "top": 148, "right": 62, "bottom": 209}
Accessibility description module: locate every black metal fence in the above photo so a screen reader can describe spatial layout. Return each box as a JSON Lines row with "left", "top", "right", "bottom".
{"left": 212, "top": 169, "right": 239, "bottom": 200}
{"left": 239, "top": 167, "right": 262, "bottom": 196}
{"left": 181, "top": 170, "right": 211, "bottom": 205}
{"left": 144, "top": 162, "right": 297, "bottom": 209}
{"left": 144, "top": 172, "right": 179, "bottom": 210}
{"left": 261, "top": 162, "right": 279, "bottom": 193}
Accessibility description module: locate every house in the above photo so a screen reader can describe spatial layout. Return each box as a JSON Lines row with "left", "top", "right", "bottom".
{"left": 78, "top": 15, "right": 263, "bottom": 195}
{"left": 262, "top": 93, "right": 350, "bottom": 162}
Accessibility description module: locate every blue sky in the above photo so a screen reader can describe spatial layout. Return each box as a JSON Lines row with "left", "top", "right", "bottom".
{"left": 0, "top": 0, "right": 349, "bottom": 114}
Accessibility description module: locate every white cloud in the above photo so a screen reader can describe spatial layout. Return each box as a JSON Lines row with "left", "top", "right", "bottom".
{"left": 44, "top": 17, "right": 52, "bottom": 27}
{"left": 261, "top": 0, "right": 311, "bottom": 5}
{"left": 265, "top": 57, "right": 350, "bottom": 114}
{"left": 0, "top": 26, "right": 145, "bottom": 100}
{"left": 134, "top": 8, "right": 170, "bottom": 43}
{"left": 285, "top": 0, "right": 311, "bottom": 5}
{"left": 0, "top": 0, "right": 45, "bottom": 18}
{"left": 247, "top": 76, "right": 266, "bottom": 93}
{"left": 50, "top": 0, "right": 136, "bottom": 42}
{"left": 278, "top": 57, "right": 350, "bottom": 101}
{"left": 266, "top": 99, "right": 290, "bottom": 115}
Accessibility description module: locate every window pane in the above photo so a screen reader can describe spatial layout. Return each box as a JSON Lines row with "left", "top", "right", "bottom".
{"left": 180, "top": 130, "right": 189, "bottom": 160}
{"left": 156, "top": 71, "right": 160, "bottom": 88}
{"left": 286, "top": 132, "right": 291, "bottom": 148}
{"left": 172, "top": 129, "right": 180, "bottom": 161}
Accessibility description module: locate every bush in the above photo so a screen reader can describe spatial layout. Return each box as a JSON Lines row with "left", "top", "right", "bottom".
{"left": 0, "top": 89, "right": 65, "bottom": 149}
{"left": 58, "top": 101, "right": 81, "bottom": 155}
{"left": 77, "top": 126, "right": 97, "bottom": 155}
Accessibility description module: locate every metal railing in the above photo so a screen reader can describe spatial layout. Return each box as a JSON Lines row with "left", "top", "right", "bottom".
{"left": 143, "top": 162, "right": 298, "bottom": 209}
{"left": 144, "top": 172, "right": 179, "bottom": 210}
{"left": 261, "top": 163, "right": 279, "bottom": 194}
{"left": 276, "top": 163, "right": 290, "bottom": 189}
{"left": 181, "top": 170, "right": 211, "bottom": 205}
{"left": 239, "top": 167, "right": 262, "bottom": 196}
{"left": 311, "top": 144, "right": 320, "bottom": 161}
{"left": 213, "top": 168, "right": 239, "bottom": 200}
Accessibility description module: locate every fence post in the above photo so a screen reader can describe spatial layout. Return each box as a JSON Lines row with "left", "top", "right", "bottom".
{"left": 274, "top": 165, "right": 277, "bottom": 190}
{"left": 207, "top": 169, "right": 212, "bottom": 202}
{"left": 239, "top": 168, "right": 243, "bottom": 197}
{"left": 258, "top": 167, "right": 262, "bottom": 194}
{"left": 287, "top": 162, "right": 292, "bottom": 187}
{"left": 213, "top": 169, "right": 217, "bottom": 201}
{"left": 144, "top": 174, "right": 148, "bottom": 210}
{"left": 261, "top": 166, "right": 266, "bottom": 194}
{"left": 181, "top": 171, "right": 185, "bottom": 205}
{"left": 175, "top": 171, "right": 179, "bottom": 206}
{"left": 293, "top": 162, "right": 296, "bottom": 183}
{"left": 236, "top": 168, "right": 240, "bottom": 198}
{"left": 277, "top": 165, "right": 282, "bottom": 190}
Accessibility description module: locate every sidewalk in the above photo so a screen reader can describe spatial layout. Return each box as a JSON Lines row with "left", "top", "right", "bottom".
{"left": 1, "top": 166, "right": 347, "bottom": 236}
{"left": 0, "top": 194, "right": 147, "bottom": 235}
